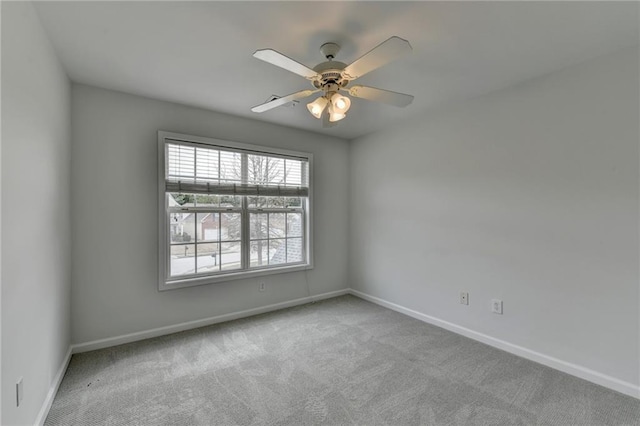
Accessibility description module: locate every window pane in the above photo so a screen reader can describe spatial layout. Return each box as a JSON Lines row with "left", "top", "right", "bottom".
{"left": 195, "top": 147, "right": 219, "bottom": 182}
{"left": 285, "top": 159, "right": 303, "bottom": 186}
{"left": 269, "top": 197, "right": 285, "bottom": 208}
{"left": 221, "top": 213, "right": 241, "bottom": 241}
{"left": 167, "top": 144, "right": 194, "bottom": 181}
{"left": 170, "top": 244, "right": 195, "bottom": 276}
{"left": 220, "top": 195, "right": 241, "bottom": 208}
{"left": 287, "top": 213, "right": 302, "bottom": 237}
{"left": 287, "top": 238, "right": 303, "bottom": 263}
{"left": 266, "top": 157, "right": 284, "bottom": 184}
{"left": 197, "top": 213, "right": 219, "bottom": 242}
{"left": 250, "top": 213, "right": 268, "bottom": 239}
{"left": 269, "top": 213, "right": 286, "bottom": 238}
{"left": 197, "top": 242, "right": 220, "bottom": 273}
{"left": 170, "top": 212, "right": 196, "bottom": 243}
{"left": 269, "top": 239, "right": 286, "bottom": 265}
{"left": 219, "top": 151, "right": 242, "bottom": 183}
{"left": 248, "top": 196, "right": 268, "bottom": 208}
{"left": 248, "top": 155, "right": 284, "bottom": 185}
{"left": 248, "top": 196, "right": 301, "bottom": 208}
{"left": 195, "top": 194, "right": 219, "bottom": 207}
{"left": 220, "top": 242, "right": 241, "bottom": 271}
{"left": 285, "top": 197, "right": 301, "bottom": 208}
{"left": 250, "top": 241, "right": 269, "bottom": 268}
{"left": 247, "top": 155, "right": 266, "bottom": 184}
{"left": 168, "top": 193, "right": 195, "bottom": 207}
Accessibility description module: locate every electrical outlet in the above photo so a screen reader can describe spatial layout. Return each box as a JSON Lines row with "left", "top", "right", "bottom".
{"left": 16, "top": 377, "right": 23, "bottom": 407}
{"left": 492, "top": 299, "right": 503, "bottom": 314}
{"left": 460, "top": 292, "right": 469, "bottom": 305}
{"left": 259, "top": 282, "right": 266, "bottom": 292}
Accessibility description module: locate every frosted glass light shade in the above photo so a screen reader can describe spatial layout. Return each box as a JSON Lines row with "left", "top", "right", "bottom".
{"left": 306, "top": 97, "right": 329, "bottom": 119}
{"left": 330, "top": 93, "right": 351, "bottom": 114}
{"left": 328, "top": 111, "right": 346, "bottom": 122}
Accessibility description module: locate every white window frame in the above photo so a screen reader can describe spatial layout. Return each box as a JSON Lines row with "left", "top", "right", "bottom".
{"left": 158, "top": 131, "right": 313, "bottom": 291}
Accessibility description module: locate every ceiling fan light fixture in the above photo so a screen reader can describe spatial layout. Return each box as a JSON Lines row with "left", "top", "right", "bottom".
{"left": 330, "top": 93, "right": 351, "bottom": 114}
{"left": 252, "top": 36, "right": 413, "bottom": 127}
{"left": 328, "top": 107, "right": 346, "bottom": 122}
{"left": 306, "top": 96, "right": 329, "bottom": 119}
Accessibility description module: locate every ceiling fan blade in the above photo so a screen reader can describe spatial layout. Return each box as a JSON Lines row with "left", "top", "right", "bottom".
{"left": 253, "top": 49, "right": 320, "bottom": 80}
{"left": 348, "top": 85, "right": 414, "bottom": 107}
{"left": 342, "top": 36, "right": 412, "bottom": 80}
{"left": 251, "top": 89, "right": 319, "bottom": 113}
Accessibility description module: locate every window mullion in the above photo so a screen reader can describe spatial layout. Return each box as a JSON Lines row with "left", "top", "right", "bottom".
{"left": 302, "top": 199, "right": 307, "bottom": 264}
{"left": 165, "top": 194, "right": 171, "bottom": 282}
{"left": 241, "top": 153, "right": 249, "bottom": 270}
{"left": 193, "top": 149, "right": 198, "bottom": 273}
{"left": 217, "top": 214, "right": 221, "bottom": 271}
{"left": 194, "top": 221, "right": 198, "bottom": 274}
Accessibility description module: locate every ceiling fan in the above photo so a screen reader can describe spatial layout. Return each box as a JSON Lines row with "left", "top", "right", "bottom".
{"left": 251, "top": 36, "right": 414, "bottom": 127}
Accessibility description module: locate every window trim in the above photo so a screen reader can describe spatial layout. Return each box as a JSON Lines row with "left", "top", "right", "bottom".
{"left": 158, "top": 131, "right": 314, "bottom": 291}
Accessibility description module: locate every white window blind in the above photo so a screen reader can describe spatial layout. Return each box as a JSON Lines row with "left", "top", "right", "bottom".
{"left": 165, "top": 140, "right": 309, "bottom": 197}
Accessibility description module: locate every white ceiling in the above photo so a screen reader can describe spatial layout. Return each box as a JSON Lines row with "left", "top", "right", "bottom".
{"left": 35, "top": 1, "right": 638, "bottom": 140}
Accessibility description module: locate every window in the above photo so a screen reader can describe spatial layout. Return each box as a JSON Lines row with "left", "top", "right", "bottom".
{"left": 158, "top": 131, "right": 312, "bottom": 290}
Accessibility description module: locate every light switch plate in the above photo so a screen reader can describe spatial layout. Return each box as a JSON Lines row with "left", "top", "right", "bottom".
{"left": 492, "top": 299, "right": 503, "bottom": 314}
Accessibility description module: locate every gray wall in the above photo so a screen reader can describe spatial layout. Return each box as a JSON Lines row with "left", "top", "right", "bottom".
{"left": 1, "top": 2, "right": 72, "bottom": 424}
{"left": 70, "top": 85, "right": 349, "bottom": 344}
{"left": 349, "top": 48, "right": 639, "bottom": 386}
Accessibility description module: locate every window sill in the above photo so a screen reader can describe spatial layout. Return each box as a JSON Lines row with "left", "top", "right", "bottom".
{"left": 159, "top": 263, "right": 313, "bottom": 291}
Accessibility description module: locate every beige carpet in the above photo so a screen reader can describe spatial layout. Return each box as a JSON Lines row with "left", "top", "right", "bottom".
{"left": 45, "top": 295, "right": 640, "bottom": 425}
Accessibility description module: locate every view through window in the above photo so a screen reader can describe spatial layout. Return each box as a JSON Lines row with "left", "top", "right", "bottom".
{"left": 159, "top": 133, "right": 311, "bottom": 289}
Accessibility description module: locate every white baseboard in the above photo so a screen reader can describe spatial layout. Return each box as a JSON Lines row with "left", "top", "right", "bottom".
{"left": 349, "top": 288, "right": 640, "bottom": 400}
{"left": 34, "top": 346, "right": 72, "bottom": 426}
{"left": 72, "top": 288, "right": 349, "bottom": 354}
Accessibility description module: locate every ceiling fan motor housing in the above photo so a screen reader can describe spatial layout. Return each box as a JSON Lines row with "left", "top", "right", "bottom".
{"left": 310, "top": 42, "right": 349, "bottom": 89}
{"left": 312, "top": 60, "right": 349, "bottom": 89}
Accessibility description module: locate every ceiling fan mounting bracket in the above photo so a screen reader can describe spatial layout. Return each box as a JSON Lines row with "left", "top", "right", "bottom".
{"left": 319, "top": 42, "right": 341, "bottom": 60}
